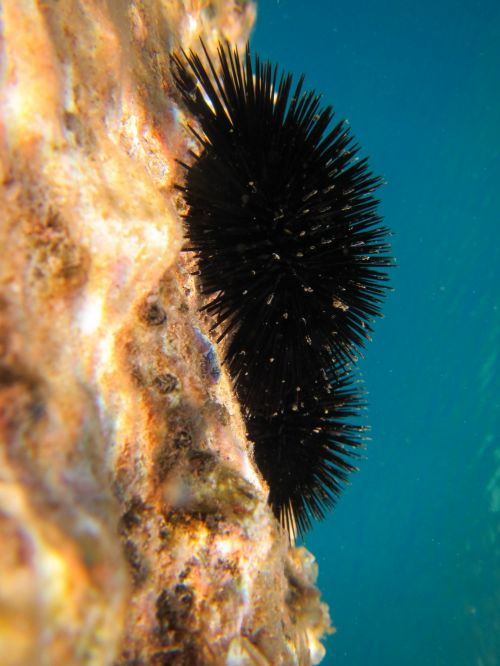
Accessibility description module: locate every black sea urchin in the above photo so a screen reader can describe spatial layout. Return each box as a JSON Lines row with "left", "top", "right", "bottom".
{"left": 247, "top": 366, "right": 368, "bottom": 537}
{"left": 171, "top": 41, "right": 392, "bottom": 537}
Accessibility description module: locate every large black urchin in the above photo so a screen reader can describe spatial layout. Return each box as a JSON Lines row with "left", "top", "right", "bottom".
{"left": 171, "top": 41, "right": 392, "bottom": 538}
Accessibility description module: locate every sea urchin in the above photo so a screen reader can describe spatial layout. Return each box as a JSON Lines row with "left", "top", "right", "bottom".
{"left": 171, "top": 41, "right": 392, "bottom": 538}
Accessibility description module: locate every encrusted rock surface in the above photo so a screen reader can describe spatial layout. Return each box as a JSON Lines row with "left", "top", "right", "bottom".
{"left": 0, "top": 1, "right": 331, "bottom": 664}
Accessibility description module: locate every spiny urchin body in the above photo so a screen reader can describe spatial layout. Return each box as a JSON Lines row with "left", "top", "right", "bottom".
{"left": 248, "top": 368, "right": 367, "bottom": 537}
{"left": 171, "top": 41, "right": 392, "bottom": 538}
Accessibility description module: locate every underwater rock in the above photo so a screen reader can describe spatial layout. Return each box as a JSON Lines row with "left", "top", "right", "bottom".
{"left": 0, "top": 1, "right": 331, "bottom": 664}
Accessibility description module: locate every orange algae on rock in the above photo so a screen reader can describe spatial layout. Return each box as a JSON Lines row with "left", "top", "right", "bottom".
{"left": 0, "top": 1, "right": 332, "bottom": 664}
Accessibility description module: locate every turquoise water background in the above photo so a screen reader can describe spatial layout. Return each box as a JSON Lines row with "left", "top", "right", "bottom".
{"left": 251, "top": 2, "right": 499, "bottom": 664}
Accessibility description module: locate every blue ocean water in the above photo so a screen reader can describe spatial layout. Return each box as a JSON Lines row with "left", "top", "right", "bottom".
{"left": 251, "top": 2, "right": 500, "bottom": 664}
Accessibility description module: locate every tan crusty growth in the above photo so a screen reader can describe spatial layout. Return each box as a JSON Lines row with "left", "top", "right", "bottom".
{"left": 0, "top": 1, "right": 331, "bottom": 664}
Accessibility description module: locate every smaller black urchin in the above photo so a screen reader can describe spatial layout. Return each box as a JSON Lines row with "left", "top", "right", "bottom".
{"left": 171, "top": 41, "right": 392, "bottom": 539}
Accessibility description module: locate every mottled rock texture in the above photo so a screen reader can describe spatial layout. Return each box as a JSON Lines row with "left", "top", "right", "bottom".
{"left": 0, "top": 1, "right": 331, "bottom": 664}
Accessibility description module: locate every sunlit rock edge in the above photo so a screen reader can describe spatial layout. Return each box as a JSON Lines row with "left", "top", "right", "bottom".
{"left": 0, "top": 1, "right": 332, "bottom": 664}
